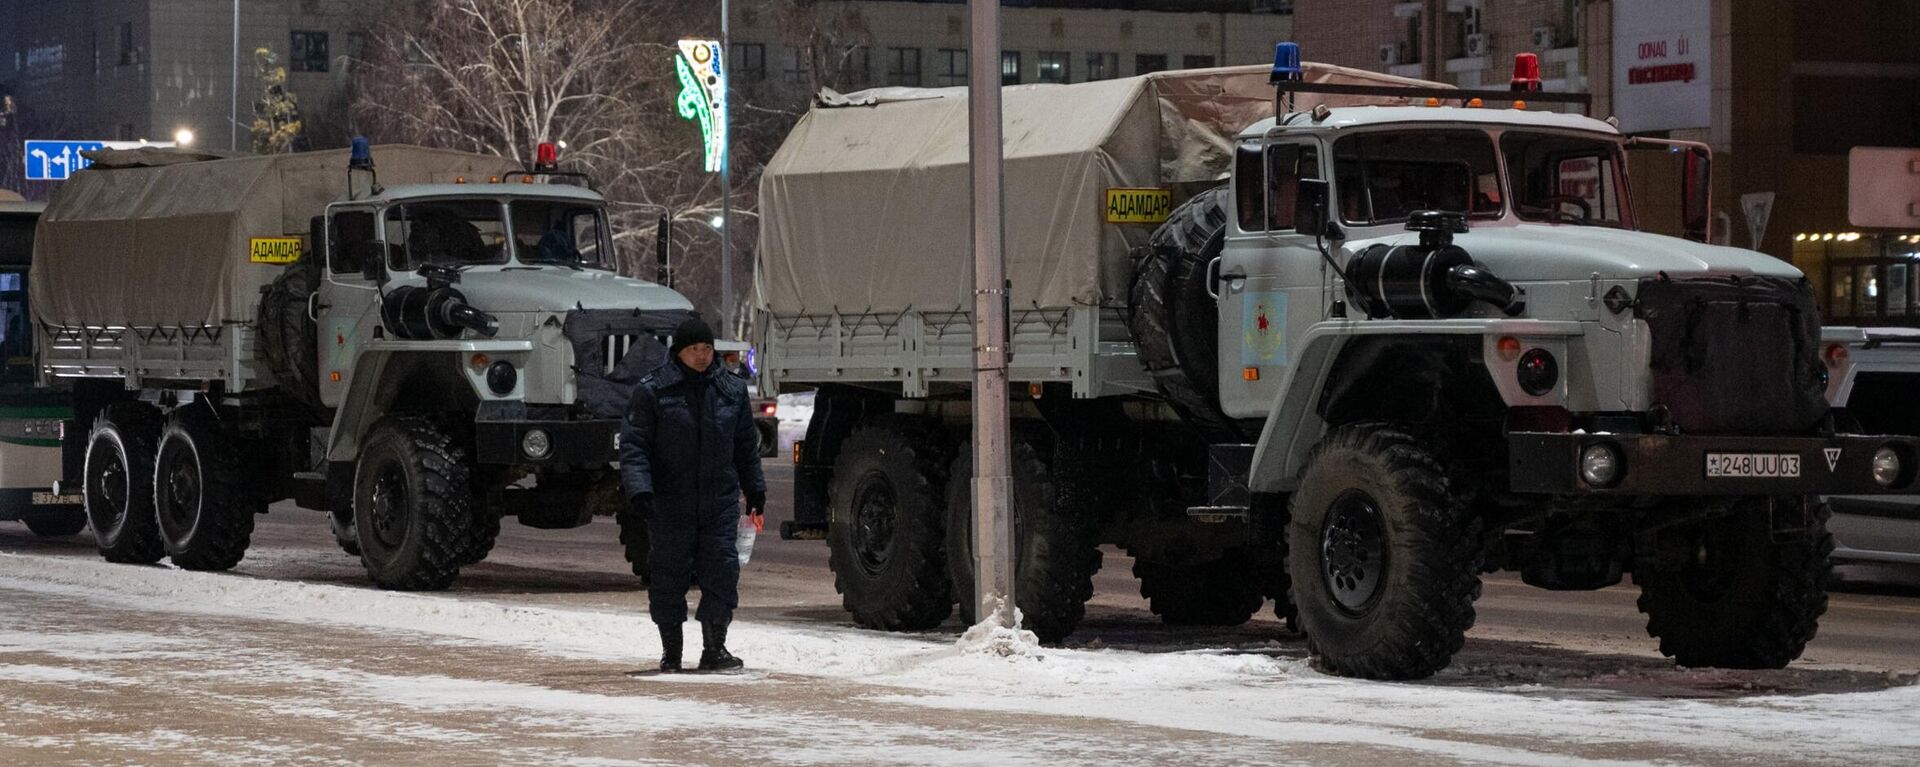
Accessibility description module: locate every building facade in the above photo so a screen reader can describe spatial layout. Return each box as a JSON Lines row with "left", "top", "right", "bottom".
{"left": 2, "top": 0, "right": 378, "bottom": 151}
{"left": 728, "top": 1, "right": 1292, "bottom": 105}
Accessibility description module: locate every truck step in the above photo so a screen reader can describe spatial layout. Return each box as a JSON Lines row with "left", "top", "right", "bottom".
{"left": 1185, "top": 506, "right": 1249, "bottom": 524}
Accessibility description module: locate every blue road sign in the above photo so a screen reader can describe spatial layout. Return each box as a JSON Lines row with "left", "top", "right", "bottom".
{"left": 24, "top": 140, "right": 108, "bottom": 181}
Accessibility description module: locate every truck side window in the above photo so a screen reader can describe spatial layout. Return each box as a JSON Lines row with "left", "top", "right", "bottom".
{"left": 1265, "top": 143, "right": 1319, "bottom": 231}
{"left": 329, "top": 210, "right": 376, "bottom": 277}
{"left": 1234, "top": 141, "right": 1263, "bottom": 231}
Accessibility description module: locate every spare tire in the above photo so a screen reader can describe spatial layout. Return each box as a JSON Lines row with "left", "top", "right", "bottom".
{"left": 258, "top": 257, "right": 326, "bottom": 420}
{"left": 1129, "top": 186, "right": 1241, "bottom": 442}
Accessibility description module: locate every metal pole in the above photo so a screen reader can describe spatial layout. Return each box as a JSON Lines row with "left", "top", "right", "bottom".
{"left": 719, "top": 0, "right": 734, "bottom": 334}
{"left": 967, "top": 0, "right": 1014, "bottom": 629}
{"left": 231, "top": 0, "right": 239, "bottom": 151}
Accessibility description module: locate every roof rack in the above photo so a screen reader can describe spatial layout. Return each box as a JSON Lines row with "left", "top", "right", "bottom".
{"left": 1272, "top": 80, "right": 1593, "bottom": 116}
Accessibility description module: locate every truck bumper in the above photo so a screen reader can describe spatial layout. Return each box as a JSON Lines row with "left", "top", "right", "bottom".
{"left": 474, "top": 418, "right": 618, "bottom": 466}
{"left": 1509, "top": 432, "right": 1920, "bottom": 495}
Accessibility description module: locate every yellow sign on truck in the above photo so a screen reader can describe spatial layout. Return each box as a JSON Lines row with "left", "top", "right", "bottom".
{"left": 249, "top": 237, "right": 302, "bottom": 264}
{"left": 1105, "top": 188, "right": 1172, "bottom": 224}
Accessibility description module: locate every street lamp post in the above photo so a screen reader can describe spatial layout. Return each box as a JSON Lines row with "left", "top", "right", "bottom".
{"left": 719, "top": 0, "right": 734, "bottom": 336}
{"left": 231, "top": 0, "right": 239, "bottom": 151}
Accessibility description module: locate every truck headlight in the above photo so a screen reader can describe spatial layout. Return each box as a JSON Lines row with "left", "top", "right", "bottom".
{"left": 1580, "top": 443, "right": 1621, "bottom": 488}
{"left": 522, "top": 428, "right": 552, "bottom": 460}
{"left": 486, "top": 360, "right": 518, "bottom": 395}
{"left": 1517, "top": 349, "right": 1558, "bottom": 396}
{"left": 1872, "top": 446, "right": 1902, "bottom": 488}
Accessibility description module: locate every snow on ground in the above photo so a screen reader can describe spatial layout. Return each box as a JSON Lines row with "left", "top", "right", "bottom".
{"left": 3, "top": 551, "right": 1918, "bottom": 765}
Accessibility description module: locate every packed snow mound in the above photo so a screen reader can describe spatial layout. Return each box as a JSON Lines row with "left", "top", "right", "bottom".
{"left": 955, "top": 600, "right": 1041, "bottom": 658}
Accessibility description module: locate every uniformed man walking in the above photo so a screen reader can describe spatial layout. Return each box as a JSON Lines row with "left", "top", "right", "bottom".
{"left": 619, "top": 316, "right": 768, "bottom": 672}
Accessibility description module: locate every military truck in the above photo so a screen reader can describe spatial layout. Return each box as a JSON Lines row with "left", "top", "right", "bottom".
{"left": 0, "top": 200, "right": 87, "bottom": 537}
{"left": 757, "top": 52, "right": 1920, "bottom": 679}
{"left": 31, "top": 142, "right": 694, "bottom": 588}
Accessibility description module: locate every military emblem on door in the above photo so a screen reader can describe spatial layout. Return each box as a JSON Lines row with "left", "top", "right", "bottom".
{"left": 1243, "top": 292, "right": 1288, "bottom": 367}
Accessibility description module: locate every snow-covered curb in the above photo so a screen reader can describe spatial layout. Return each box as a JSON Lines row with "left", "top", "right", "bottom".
{"left": 5, "top": 552, "right": 1920, "bottom": 765}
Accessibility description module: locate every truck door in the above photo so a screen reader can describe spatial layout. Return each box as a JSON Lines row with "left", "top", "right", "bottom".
{"left": 316, "top": 206, "right": 383, "bottom": 407}
{"left": 1216, "top": 138, "right": 1327, "bottom": 420}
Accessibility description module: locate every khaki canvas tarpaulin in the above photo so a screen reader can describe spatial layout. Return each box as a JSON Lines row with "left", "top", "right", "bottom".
{"left": 757, "top": 64, "right": 1446, "bottom": 315}
{"left": 31, "top": 145, "right": 518, "bottom": 328}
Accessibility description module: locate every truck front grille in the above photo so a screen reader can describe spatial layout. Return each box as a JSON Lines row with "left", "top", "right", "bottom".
{"left": 1634, "top": 275, "right": 1828, "bottom": 436}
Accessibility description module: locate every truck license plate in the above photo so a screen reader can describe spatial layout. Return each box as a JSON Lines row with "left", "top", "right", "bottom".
{"left": 31, "top": 492, "right": 82, "bottom": 505}
{"left": 1705, "top": 453, "right": 1800, "bottom": 479}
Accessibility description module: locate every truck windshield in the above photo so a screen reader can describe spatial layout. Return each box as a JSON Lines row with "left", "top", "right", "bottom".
{"left": 510, "top": 200, "right": 611, "bottom": 269}
{"left": 1334, "top": 130, "right": 1503, "bottom": 226}
{"left": 1501, "top": 132, "right": 1629, "bottom": 228}
{"left": 384, "top": 200, "right": 510, "bottom": 271}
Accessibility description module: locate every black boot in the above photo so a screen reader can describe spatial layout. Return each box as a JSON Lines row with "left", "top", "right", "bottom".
{"left": 658, "top": 622, "right": 684, "bottom": 673}
{"left": 697, "top": 621, "right": 743, "bottom": 671}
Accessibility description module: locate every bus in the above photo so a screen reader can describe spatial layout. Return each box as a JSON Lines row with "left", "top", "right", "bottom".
{"left": 0, "top": 200, "right": 84, "bottom": 537}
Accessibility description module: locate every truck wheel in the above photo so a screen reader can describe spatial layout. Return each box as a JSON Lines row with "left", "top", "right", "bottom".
{"left": 947, "top": 441, "right": 1104, "bottom": 644}
{"left": 353, "top": 416, "right": 474, "bottom": 591}
{"left": 153, "top": 405, "right": 258, "bottom": 571}
{"left": 84, "top": 402, "right": 165, "bottom": 564}
{"left": 23, "top": 507, "right": 87, "bottom": 537}
{"left": 1635, "top": 497, "right": 1833, "bottom": 669}
{"left": 330, "top": 509, "right": 361, "bottom": 556}
{"left": 1134, "top": 550, "right": 1264, "bottom": 626}
{"left": 1288, "top": 423, "right": 1482, "bottom": 680}
{"left": 1129, "top": 186, "right": 1241, "bottom": 442}
{"left": 826, "top": 417, "right": 953, "bottom": 631}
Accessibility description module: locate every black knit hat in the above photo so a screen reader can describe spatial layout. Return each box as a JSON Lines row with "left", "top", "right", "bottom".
{"left": 670, "top": 316, "right": 716, "bottom": 356}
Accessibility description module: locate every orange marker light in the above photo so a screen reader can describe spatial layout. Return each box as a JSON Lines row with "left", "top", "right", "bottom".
{"left": 330, "top": 371, "right": 342, "bottom": 382}
{"left": 469, "top": 353, "right": 490, "bottom": 371}
{"left": 1467, "top": 98, "right": 1485, "bottom": 108}
{"left": 488, "top": 175, "right": 501, "bottom": 183}
{"left": 454, "top": 175, "right": 467, "bottom": 184}
{"left": 1028, "top": 382, "right": 1045, "bottom": 398}
{"left": 1425, "top": 97, "right": 1441, "bottom": 107}
{"left": 1513, "top": 100, "right": 1528, "bottom": 110}
{"left": 1243, "top": 367, "right": 1260, "bottom": 381}
{"left": 1496, "top": 336, "right": 1523, "bottom": 362}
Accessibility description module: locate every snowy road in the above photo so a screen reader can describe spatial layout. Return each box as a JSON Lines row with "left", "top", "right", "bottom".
{"left": 4, "top": 461, "right": 1920, "bottom": 765}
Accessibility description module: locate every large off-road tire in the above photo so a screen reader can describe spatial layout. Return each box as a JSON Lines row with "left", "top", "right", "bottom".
{"left": 825, "top": 416, "right": 953, "bottom": 631}
{"left": 23, "top": 507, "right": 87, "bottom": 537}
{"left": 353, "top": 416, "right": 474, "bottom": 591}
{"left": 1134, "top": 549, "right": 1265, "bottom": 626}
{"left": 258, "top": 257, "right": 326, "bottom": 419}
{"left": 1288, "top": 423, "right": 1482, "bottom": 680}
{"left": 83, "top": 402, "right": 165, "bottom": 564}
{"left": 1129, "top": 186, "right": 1241, "bottom": 442}
{"left": 153, "top": 404, "right": 258, "bottom": 571}
{"left": 329, "top": 509, "right": 361, "bottom": 556}
{"left": 947, "top": 441, "right": 1104, "bottom": 644}
{"left": 1635, "top": 497, "right": 1833, "bottom": 669}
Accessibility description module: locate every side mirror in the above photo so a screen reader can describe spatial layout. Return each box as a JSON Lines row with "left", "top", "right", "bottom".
{"left": 1681, "top": 147, "right": 1712, "bottom": 244}
{"left": 352, "top": 242, "right": 386, "bottom": 282}
{"left": 307, "top": 215, "right": 326, "bottom": 266}
{"left": 1295, "top": 178, "right": 1330, "bottom": 237}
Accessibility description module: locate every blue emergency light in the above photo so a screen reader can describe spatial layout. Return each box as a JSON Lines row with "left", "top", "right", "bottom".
{"left": 1269, "top": 42, "right": 1302, "bottom": 84}
{"left": 349, "top": 137, "right": 374, "bottom": 171}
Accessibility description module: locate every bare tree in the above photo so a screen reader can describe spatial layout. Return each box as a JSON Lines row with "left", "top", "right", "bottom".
{"left": 251, "top": 48, "right": 303, "bottom": 155}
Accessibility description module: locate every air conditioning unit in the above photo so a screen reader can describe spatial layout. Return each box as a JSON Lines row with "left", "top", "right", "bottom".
{"left": 1379, "top": 44, "right": 1400, "bottom": 66}
{"left": 1464, "top": 33, "right": 1490, "bottom": 58}
{"left": 1532, "top": 26, "right": 1557, "bottom": 50}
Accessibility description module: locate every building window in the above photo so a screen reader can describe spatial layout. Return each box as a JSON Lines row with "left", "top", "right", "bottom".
{"left": 832, "top": 45, "right": 872, "bottom": 89}
{"left": 290, "top": 31, "right": 330, "bottom": 73}
{"left": 1001, "top": 50, "right": 1022, "bottom": 85}
{"left": 1085, "top": 52, "right": 1117, "bottom": 81}
{"left": 1135, "top": 54, "right": 1167, "bottom": 75}
{"left": 886, "top": 47, "right": 921, "bottom": 87}
{"left": 937, "top": 48, "right": 968, "bottom": 86}
{"left": 784, "top": 45, "right": 811, "bottom": 84}
{"left": 1182, "top": 54, "right": 1216, "bottom": 70}
{"left": 732, "top": 42, "right": 766, "bottom": 83}
{"left": 116, "top": 21, "right": 135, "bottom": 66}
{"left": 1038, "top": 51, "right": 1069, "bottom": 83}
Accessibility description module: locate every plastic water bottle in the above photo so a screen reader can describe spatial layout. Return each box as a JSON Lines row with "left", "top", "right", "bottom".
{"left": 737, "top": 513, "right": 760, "bottom": 565}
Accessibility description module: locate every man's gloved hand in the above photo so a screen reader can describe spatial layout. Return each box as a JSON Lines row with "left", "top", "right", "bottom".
{"left": 745, "top": 491, "right": 767, "bottom": 519}
{"left": 630, "top": 493, "right": 653, "bottom": 518}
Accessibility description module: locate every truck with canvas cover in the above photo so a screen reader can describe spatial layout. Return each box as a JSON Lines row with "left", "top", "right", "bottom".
{"left": 31, "top": 142, "right": 696, "bottom": 589}
{"left": 0, "top": 200, "right": 85, "bottom": 537}
{"left": 759, "top": 49, "right": 1920, "bottom": 679}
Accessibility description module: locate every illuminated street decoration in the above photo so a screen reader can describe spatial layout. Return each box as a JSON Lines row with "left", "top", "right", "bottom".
{"left": 675, "top": 39, "right": 727, "bottom": 174}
